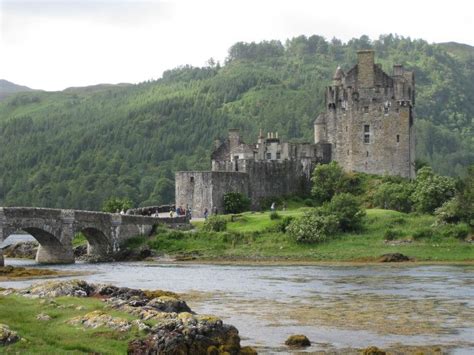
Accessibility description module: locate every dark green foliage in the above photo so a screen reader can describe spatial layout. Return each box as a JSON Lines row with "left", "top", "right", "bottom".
{"left": 202, "top": 215, "right": 227, "bottom": 232}
{"left": 373, "top": 181, "right": 413, "bottom": 213}
{"left": 438, "top": 223, "right": 470, "bottom": 240}
{"left": 383, "top": 228, "right": 402, "bottom": 241}
{"left": 412, "top": 167, "right": 456, "bottom": 213}
{"left": 276, "top": 216, "right": 294, "bottom": 233}
{"left": 223, "top": 192, "right": 251, "bottom": 214}
{"left": 0, "top": 35, "right": 473, "bottom": 210}
{"left": 287, "top": 209, "right": 339, "bottom": 243}
{"left": 269, "top": 211, "right": 281, "bottom": 220}
{"left": 311, "top": 162, "right": 346, "bottom": 203}
{"left": 101, "top": 197, "right": 133, "bottom": 213}
{"left": 324, "top": 193, "right": 366, "bottom": 232}
{"left": 412, "top": 228, "right": 434, "bottom": 240}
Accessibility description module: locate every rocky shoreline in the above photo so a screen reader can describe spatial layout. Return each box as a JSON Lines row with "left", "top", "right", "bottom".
{"left": 0, "top": 279, "right": 257, "bottom": 354}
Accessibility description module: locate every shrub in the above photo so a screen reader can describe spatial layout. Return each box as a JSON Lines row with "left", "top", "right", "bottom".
{"left": 324, "top": 193, "right": 366, "bottom": 232}
{"left": 383, "top": 228, "right": 402, "bottom": 241}
{"left": 435, "top": 197, "right": 462, "bottom": 225}
{"left": 303, "top": 198, "right": 315, "bottom": 207}
{"left": 269, "top": 211, "right": 281, "bottom": 220}
{"left": 412, "top": 227, "right": 434, "bottom": 240}
{"left": 203, "top": 215, "right": 227, "bottom": 232}
{"left": 275, "top": 216, "right": 294, "bottom": 233}
{"left": 438, "top": 223, "right": 470, "bottom": 240}
{"left": 223, "top": 192, "right": 251, "bottom": 214}
{"left": 373, "top": 181, "right": 413, "bottom": 212}
{"left": 287, "top": 209, "right": 339, "bottom": 243}
{"left": 412, "top": 166, "right": 456, "bottom": 214}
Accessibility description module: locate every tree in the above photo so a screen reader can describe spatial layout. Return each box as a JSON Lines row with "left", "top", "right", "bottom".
{"left": 223, "top": 192, "right": 251, "bottom": 214}
{"left": 102, "top": 197, "right": 133, "bottom": 213}
{"left": 311, "top": 162, "right": 346, "bottom": 203}
{"left": 373, "top": 181, "right": 413, "bottom": 212}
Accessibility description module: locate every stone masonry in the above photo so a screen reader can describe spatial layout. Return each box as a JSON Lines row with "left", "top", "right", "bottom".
{"left": 0, "top": 207, "right": 187, "bottom": 265}
{"left": 176, "top": 50, "right": 415, "bottom": 217}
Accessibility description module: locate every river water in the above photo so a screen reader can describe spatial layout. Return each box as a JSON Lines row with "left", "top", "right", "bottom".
{"left": 1, "top": 237, "right": 474, "bottom": 353}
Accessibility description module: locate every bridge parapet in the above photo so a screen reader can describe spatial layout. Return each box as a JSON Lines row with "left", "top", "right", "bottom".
{"left": 0, "top": 207, "right": 190, "bottom": 265}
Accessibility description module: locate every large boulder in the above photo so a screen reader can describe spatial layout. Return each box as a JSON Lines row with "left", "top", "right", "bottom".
{"left": 21, "top": 279, "right": 96, "bottom": 298}
{"left": 0, "top": 324, "right": 20, "bottom": 346}
{"left": 377, "top": 253, "right": 411, "bottom": 262}
{"left": 285, "top": 334, "right": 311, "bottom": 348}
{"left": 3, "top": 242, "right": 38, "bottom": 259}
{"left": 146, "top": 295, "right": 192, "bottom": 313}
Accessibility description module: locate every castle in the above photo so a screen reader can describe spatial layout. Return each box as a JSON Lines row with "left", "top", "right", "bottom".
{"left": 176, "top": 50, "right": 415, "bottom": 217}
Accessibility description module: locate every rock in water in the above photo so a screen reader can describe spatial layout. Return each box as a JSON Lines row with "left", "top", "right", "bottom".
{"left": 0, "top": 324, "right": 20, "bottom": 346}
{"left": 285, "top": 334, "right": 311, "bottom": 347}
{"left": 378, "top": 253, "right": 411, "bottom": 262}
{"left": 362, "top": 346, "right": 387, "bottom": 355}
{"left": 3, "top": 242, "right": 38, "bottom": 259}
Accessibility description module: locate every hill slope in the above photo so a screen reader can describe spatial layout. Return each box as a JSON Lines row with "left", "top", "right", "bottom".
{"left": 0, "top": 34, "right": 472, "bottom": 210}
{"left": 0, "top": 79, "right": 34, "bottom": 101}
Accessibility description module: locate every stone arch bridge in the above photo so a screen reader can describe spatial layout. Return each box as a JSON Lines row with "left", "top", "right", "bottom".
{"left": 0, "top": 207, "right": 187, "bottom": 266}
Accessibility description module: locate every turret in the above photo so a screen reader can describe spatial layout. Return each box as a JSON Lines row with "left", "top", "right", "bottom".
{"left": 314, "top": 114, "right": 327, "bottom": 144}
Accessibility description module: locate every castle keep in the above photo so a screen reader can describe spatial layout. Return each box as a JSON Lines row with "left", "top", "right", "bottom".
{"left": 315, "top": 50, "right": 415, "bottom": 178}
{"left": 176, "top": 50, "right": 415, "bottom": 217}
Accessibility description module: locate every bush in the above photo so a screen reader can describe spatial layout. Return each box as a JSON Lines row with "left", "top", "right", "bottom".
{"left": 303, "top": 198, "right": 315, "bottom": 207}
{"left": 203, "top": 215, "right": 227, "bottom": 232}
{"left": 438, "top": 223, "right": 470, "bottom": 240}
{"left": 324, "top": 193, "right": 366, "bottom": 232}
{"left": 435, "top": 197, "right": 462, "bottom": 225}
{"left": 274, "top": 216, "right": 294, "bottom": 233}
{"left": 412, "top": 166, "right": 456, "bottom": 214}
{"left": 412, "top": 227, "right": 434, "bottom": 240}
{"left": 223, "top": 192, "right": 251, "bottom": 214}
{"left": 287, "top": 209, "right": 339, "bottom": 243}
{"left": 269, "top": 211, "right": 281, "bottom": 220}
{"left": 383, "top": 228, "right": 402, "bottom": 241}
{"left": 373, "top": 181, "right": 413, "bottom": 212}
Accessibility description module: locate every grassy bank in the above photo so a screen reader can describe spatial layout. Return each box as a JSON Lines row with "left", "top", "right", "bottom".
{"left": 129, "top": 209, "right": 473, "bottom": 262}
{"left": 0, "top": 295, "right": 141, "bottom": 353}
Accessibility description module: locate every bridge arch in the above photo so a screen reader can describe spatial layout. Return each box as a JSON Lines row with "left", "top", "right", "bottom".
{"left": 77, "top": 226, "right": 114, "bottom": 261}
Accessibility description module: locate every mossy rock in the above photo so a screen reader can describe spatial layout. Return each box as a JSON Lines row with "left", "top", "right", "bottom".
{"left": 240, "top": 346, "right": 258, "bottom": 354}
{"left": 143, "top": 289, "right": 179, "bottom": 300}
{"left": 285, "top": 334, "right": 311, "bottom": 347}
{"left": 362, "top": 346, "right": 386, "bottom": 355}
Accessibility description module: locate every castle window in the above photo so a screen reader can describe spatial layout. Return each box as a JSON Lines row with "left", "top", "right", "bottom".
{"left": 364, "top": 124, "right": 370, "bottom": 144}
{"left": 366, "top": 151, "right": 369, "bottom": 157}
{"left": 384, "top": 106, "right": 389, "bottom": 114}
{"left": 266, "top": 152, "right": 271, "bottom": 160}
{"left": 396, "top": 135, "right": 400, "bottom": 143}
{"left": 190, "top": 176, "right": 194, "bottom": 183}
{"left": 347, "top": 150, "right": 349, "bottom": 156}
{"left": 363, "top": 106, "right": 369, "bottom": 113}
{"left": 345, "top": 126, "right": 348, "bottom": 132}
{"left": 276, "top": 152, "right": 281, "bottom": 160}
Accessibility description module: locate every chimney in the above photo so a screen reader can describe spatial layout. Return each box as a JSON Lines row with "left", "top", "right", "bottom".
{"left": 357, "top": 50, "right": 375, "bottom": 88}
{"left": 393, "top": 64, "right": 404, "bottom": 76}
{"left": 214, "top": 139, "right": 221, "bottom": 149}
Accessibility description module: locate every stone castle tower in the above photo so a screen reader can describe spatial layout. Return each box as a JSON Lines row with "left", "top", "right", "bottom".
{"left": 176, "top": 50, "right": 416, "bottom": 217}
{"left": 315, "top": 50, "right": 415, "bottom": 178}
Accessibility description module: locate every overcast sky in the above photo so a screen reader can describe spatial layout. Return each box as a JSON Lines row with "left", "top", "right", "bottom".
{"left": 1, "top": 0, "right": 473, "bottom": 91}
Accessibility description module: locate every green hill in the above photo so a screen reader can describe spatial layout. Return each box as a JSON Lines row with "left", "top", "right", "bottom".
{"left": 0, "top": 79, "right": 34, "bottom": 101}
{"left": 0, "top": 34, "right": 472, "bottom": 210}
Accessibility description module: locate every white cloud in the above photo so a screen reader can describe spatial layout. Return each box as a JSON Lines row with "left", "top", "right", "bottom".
{"left": 1, "top": 0, "right": 473, "bottom": 91}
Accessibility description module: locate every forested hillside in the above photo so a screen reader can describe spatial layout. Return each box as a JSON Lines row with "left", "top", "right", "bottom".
{"left": 0, "top": 34, "right": 472, "bottom": 210}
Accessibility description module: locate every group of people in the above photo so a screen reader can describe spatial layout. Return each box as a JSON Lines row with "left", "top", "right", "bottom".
{"left": 169, "top": 205, "right": 192, "bottom": 218}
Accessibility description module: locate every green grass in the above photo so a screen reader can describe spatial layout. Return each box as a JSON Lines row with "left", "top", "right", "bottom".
{"left": 0, "top": 294, "right": 144, "bottom": 354}
{"left": 144, "top": 209, "right": 473, "bottom": 262}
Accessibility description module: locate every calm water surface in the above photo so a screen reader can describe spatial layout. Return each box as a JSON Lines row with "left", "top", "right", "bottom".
{"left": 2, "top": 236, "right": 473, "bottom": 354}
